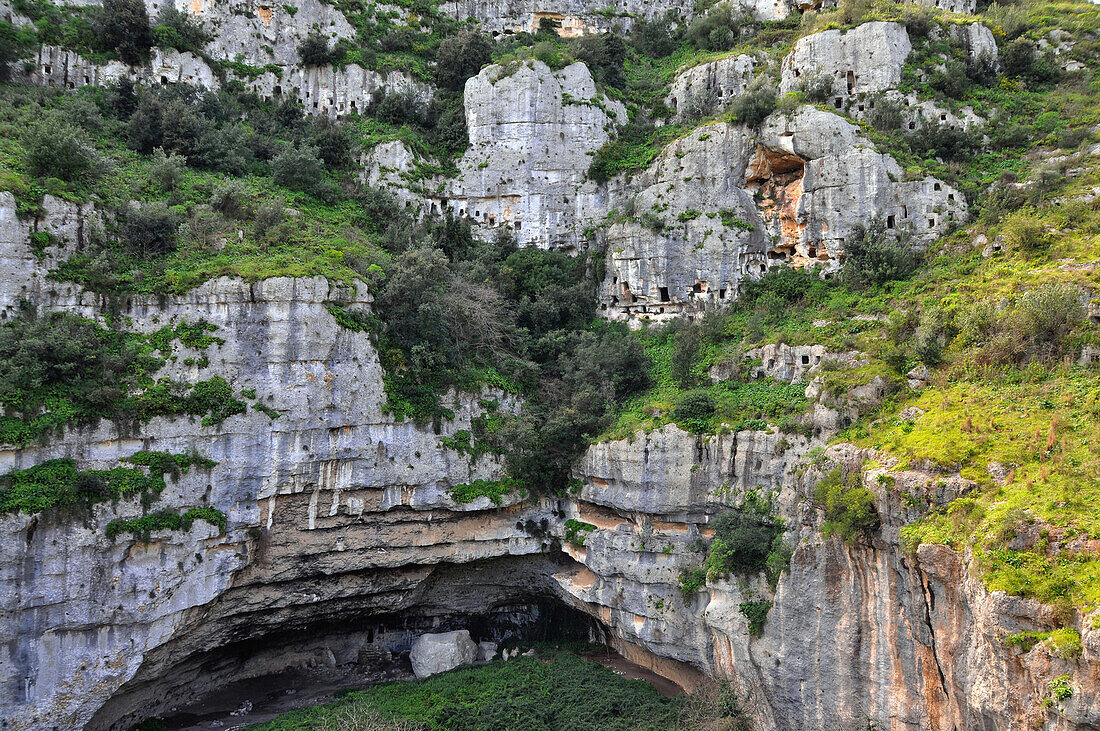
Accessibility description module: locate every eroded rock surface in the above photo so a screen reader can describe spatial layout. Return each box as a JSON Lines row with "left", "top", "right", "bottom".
{"left": 437, "top": 60, "right": 624, "bottom": 250}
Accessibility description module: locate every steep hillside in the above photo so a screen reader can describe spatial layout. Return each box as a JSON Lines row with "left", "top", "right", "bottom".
{"left": 1, "top": 0, "right": 1100, "bottom": 729}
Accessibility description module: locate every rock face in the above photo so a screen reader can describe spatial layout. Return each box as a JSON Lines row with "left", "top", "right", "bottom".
{"left": 410, "top": 630, "right": 479, "bottom": 678}
{"left": 559, "top": 436, "right": 1100, "bottom": 731}
{"left": 750, "top": 107, "right": 967, "bottom": 265}
{"left": 597, "top": 106, "right": 967, "bottom": 322}
{"left": 1, "top": 186, "right": 1098, "bottom": 731}
{"left": 12, "top": 0, "right": 429, "bottom": 118}
{"left": 666, "top": 55, "right": 755, "bottom": 122}
{"left": 441, "top": 0, "right": 794, "bottom": 36}
{"left": 780, "top": 21, "right": 912, "bottom": 100}
{"left": 598, "top": 123, "right": 768, "bottom": 323}
{"left": 435, "top": 60, "right": 624, "bottom": 250}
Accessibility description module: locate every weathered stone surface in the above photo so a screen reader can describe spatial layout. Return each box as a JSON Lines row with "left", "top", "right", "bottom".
{"left": 435, "top": 60, "right": 624, "bottom": 250}
{"left": 410, "top": 630, "right": 478, "bottom": 677}
{"left": 24, "top": 45, "right": 219, "bottom": 91}
{"left": 599, "top": 123, "right": 768, "bottom": 323}
{"left": 666, "top": 54, "right": 755, "bottom": 122}
{"left": 780, "top": 22, "right": 912, "bottom": 99}
{"left": 750, "top": 107, "right": 968, "bottom": 265}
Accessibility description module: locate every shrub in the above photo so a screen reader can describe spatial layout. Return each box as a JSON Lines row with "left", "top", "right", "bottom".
{"left": 310, "top": 117, "right": 355, "bottom": 168}
{"left": 902, "top": 7, "right": 935, "bottom": 38}
{"left": 271, "top": 143, "right": 328, "bottom": 196}
{"left": 867, "top": 94, "right": 904, "bottom": 132}
{"left": 563, "top": 518, "right": 597, "bottom": 546}
{"left": 673, "top": 389, "right": 716, "bottom": 432}
{"left": 703, "top": 497, "right": 787, "bottom": 580}
{"left": 151, "top": 5, "right": 211, "bottom": 55}
{"left": 956, "top": 300, "right": 995, "bottom": 348}
{"left": 739, "top": 599, "right": 772, "bottom": 637}
{"left": 799, "top": 71, "right": 835, "bottom": 103}
{"left": 841, "top": 222, "right": 920, "bottom": 289}
{"left": 685, "top": 2, "right": 746, "bottom": 52}
{"left": 678, "top": 566, "right": 707, "bottom": 602}
{"left": 119, "top": 202, "right": 182, "bottom": 256}
{"left": 25, "top": 118, "right": 100, "bottom": 183}
{"left": 0, "top": 20, "right": 37, "bottom": 81}
{"left": 96, "top": 0, "right": 154, "bottom": 65}
{"left": 728, "top": 76, "right": 776, "bottom": 127}
{"left": 1001, "top": 210, "right": 1048, "bottom": 252}
{"left": 147, "top": 147, "right": 187, "bottom": 192}
{"left": 434, "top": 30, "right": 492, "bottom": 91}
{"left": 1017, "top": 283, "right": 1084, "bottom": 351}
{"left": 914, "top": 305, "right": 952, "bottom": 366}
{"left": 570, "top": 31, "right": 627, "bottom": 88}
{"left": 210, "top": 180, "right": 247, "bottom": 218}
{"left": 669, "top": 321, "right": 702, "bottom": 388}
{"left": 812, "top": 467, "right": 880, "bottom": 542}
{"left": 298, "top": 31, "right": 336, "bottom": 66}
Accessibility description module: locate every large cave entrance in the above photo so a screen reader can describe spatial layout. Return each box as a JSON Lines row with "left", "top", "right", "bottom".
{"left": 87, "top": 555, "right": 615, "bottom": 731}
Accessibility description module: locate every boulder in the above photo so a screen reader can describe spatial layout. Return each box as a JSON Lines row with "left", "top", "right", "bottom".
{"left": 409, "top": 630, "right": 478, "bottom": 678}
{"left": 477, "top": 640, "right": 499, "bottom": 662}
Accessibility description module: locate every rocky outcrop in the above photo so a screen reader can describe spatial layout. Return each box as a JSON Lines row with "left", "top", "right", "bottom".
{"left": 25, "top": 44, "right": 219, "bottom": 91}
{"left": 18, "top": 44, "right": 428, "bottom": 120}
{"left": 666, "top": 54, "right": 755, "bottom": 122}
{"left": 780, "top": 22, "right": 912, "bottom": 100}
{"left": 434, "top": 60, "right": 624, "bottom": 250}
{"left": 560, "top": 437, "right": 1100, "bottom": 730}
{"left": 0, "top": 192, "right": 559, "bottom": 730}
{"left": 599, "top": 123, "right": 768, "bottom": 323}
{"left": 410, "top": 630, "right": 478, "bottom": 677}
{"left": 441, "top": 0, "right": 795, "bottom": 36}
{"left": 750, "top": 107, "right": 968, "bottom": 264}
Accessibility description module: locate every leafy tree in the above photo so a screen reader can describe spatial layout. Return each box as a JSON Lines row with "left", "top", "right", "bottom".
{"left": 298, "top": 31, "right": 335, "bottom": 66}
{"left": 271, "top": 143, "right": 327, "bottom": 195}
{"left": 728, "top": 76, "right": 776, "bottom": 127}
{"left": 96, "top": 0, "right": 154, "bottom": 65}
{"left": 673, "top": 389, "right": 715, "bottom": 432}
{"left": 25, "top": 118, "right": 100, "bottom": 182}
{"left": 151, "top": 6, "right": 211, "bottom": 54}
{"left": 841, "top": 222, "right": 920, "bottom": 289}
{"left": 434, "top": 30, "right": 492, "bottom": 91}
{"left": 119, "top": 202, "right": 182, "bottom": 256}
{"left": 0, "top": 21, "right": 37, "bottom": 81}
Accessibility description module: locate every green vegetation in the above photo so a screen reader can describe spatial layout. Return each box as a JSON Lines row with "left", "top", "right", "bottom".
{"left": 739, "top": 599, "right": 773, "bottom": 637}
{"left": 1003, "top": 627, "right": 1082, "bottom": 659}
{"left": 449, "top": 478, "right": 524, "bottom": 506}
{"left": 248, "top": 647, "right": 682, "bottom": 731}
{"left": 678, "top": 566, "right": 707, "bottom": 602}
{"left": 0, "top": 451, "right": 215, "bottom": 514}
{"left": 812, "top": 468, "right": 880, "bottom": 543}
{"left": 106, "top": 506, "right": 227, "bottom": 540}
{"left": 563, "top": 518, "right": 597, "bottom": 546}
{"left": 0, "top": 310, "right": 242, "bottom": 445}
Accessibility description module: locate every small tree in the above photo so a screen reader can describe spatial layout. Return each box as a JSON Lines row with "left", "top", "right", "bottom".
{"left": 729, "top": 76, "right": 776, "bottom": 128}
{"left": 152, "top": 6, "right": 212, "bottom": 55}
{"left": 119, "top": 202, "right": 182, "bottom": 256}
{"left": 271, "top": 144, "right": 326, "bottom": 194}
{"left": 841, "top": 222, "right": 920, "bottom": 289}
{"left": 298, "top": 31, "right": 335, "bottom": 66}
{"left": 674, "top": 389, "right": 716, "bottom": 432}
{"left": 433, "top": 30, "right": 491, "bottom": 91}
{"left": 26, "top": 119, "right": 100, "bottom": 182}
{"left": 97, "top": 0, "right": 154, "bottom": 65}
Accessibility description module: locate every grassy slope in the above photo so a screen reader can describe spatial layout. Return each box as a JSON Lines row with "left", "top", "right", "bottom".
{"left": 247, "top": 648, "right": 682, "bottom": 731}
